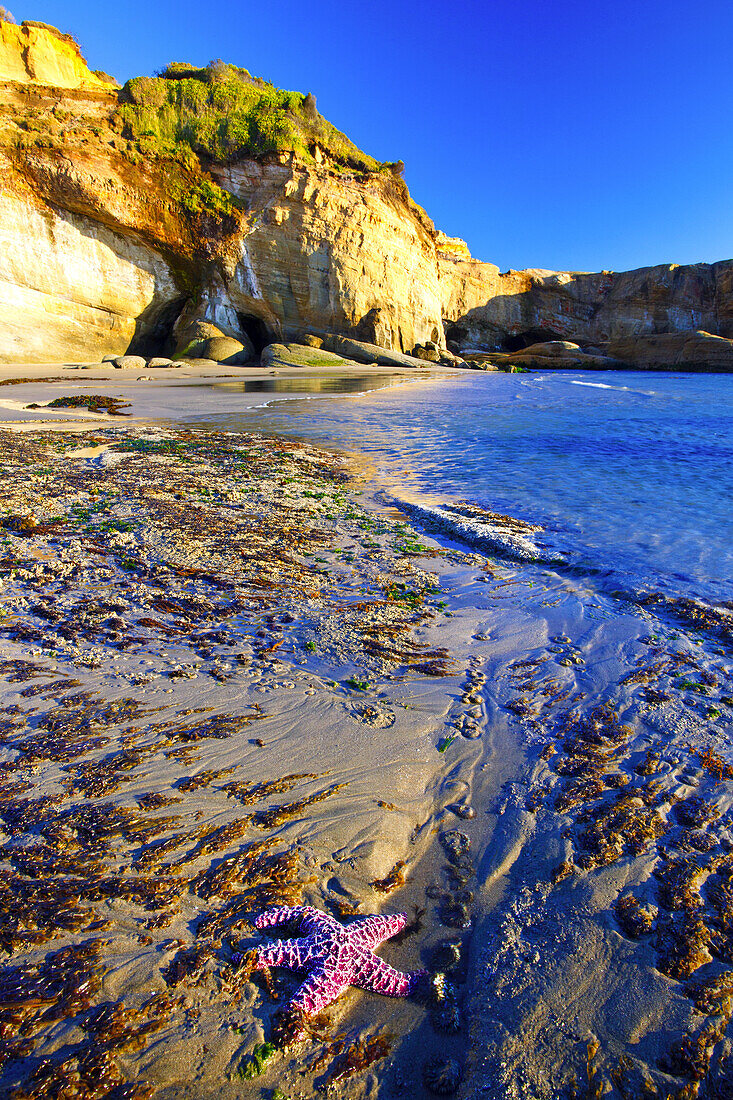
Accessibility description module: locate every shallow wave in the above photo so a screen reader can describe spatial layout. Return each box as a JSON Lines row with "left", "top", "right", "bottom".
{"left": 187, "top": 368, "right": 732, "bottom": 605}
{"left": 567, "top": 380, "right": 657, "bottom": 395}
{"left": 569, "top": 381, "right": 628, "bottom": 390}
{"left": 522, "top": 376, "right": 652, "bottom": 395}
{"left": 390, "top": 493, "right": 733, "bottom": 623}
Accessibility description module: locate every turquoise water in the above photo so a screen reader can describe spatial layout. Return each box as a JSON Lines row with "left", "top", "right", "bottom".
{"left": 186, "top": 370, "right": 733, "bottom": 604}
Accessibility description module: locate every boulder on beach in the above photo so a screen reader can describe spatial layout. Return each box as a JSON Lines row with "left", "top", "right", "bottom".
{"left": 147, "top": 357, "right": 174, "bottom": 368}
{"left": 520, "top": 340, "right": 582, "bottom": 357}
{"left": 412, "top": 341, "right": 441, "bottom": 363}
{"left": 113, "top": 355, "right": 147, "bottom": 370}
{"left": 321, "top": 334, "right": 429, "bottom": 368}
{"left": 173, "top": 316, "right": 256, "bottom": 363}
{"left": 260, "top": 342, "right": 353, "bottom": 369}
{"left": 435, "top": 347, "right": 467, "bottom": 367}
{"left": 201, "top": 336, "right": 254, "bottom": 364}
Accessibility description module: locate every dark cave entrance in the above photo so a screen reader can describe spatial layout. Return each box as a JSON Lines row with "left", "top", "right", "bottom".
{"left": 443, "top": 322, "right": 467, "bottom": 349}
{"left": 128, "top": 297, "right": 188, "bottom": 357}
{"left": 237, "top": 313, "right": 273, "bottom": 355}
{"left": 502, "top": 328, "right": 565, "bottom": 352}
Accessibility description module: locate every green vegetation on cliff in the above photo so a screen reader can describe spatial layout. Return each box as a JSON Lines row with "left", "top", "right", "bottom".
{"left": 0, "top": 31, "right": 406, "bottom": 232}
{"left": 119, "top": 60, "right": 393, "bottom": 175}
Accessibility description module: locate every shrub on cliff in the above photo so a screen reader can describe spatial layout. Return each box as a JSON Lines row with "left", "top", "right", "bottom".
{"left": 118, "top": 60, "right": 384, "bottom": 172}
{"left": 0, "top": 7, "right": 16, "bottom": 23}
{"left": 124, "top": 76, "right": 168, "bottom": 109}
{"left": 121, "top": 66, "right": 301, "bottom": 161}
{"left": 158, "top": 61, "right": 208, "bottom": 80}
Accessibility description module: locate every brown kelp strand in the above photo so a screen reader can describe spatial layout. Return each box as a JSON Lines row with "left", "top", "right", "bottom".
{"left": 252, "top": 782, "right": 348, "bottom": 829}
{"left": 26, "top": 395, "right": 132, "bottom": 416}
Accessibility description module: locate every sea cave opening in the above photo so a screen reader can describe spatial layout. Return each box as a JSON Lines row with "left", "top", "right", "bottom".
{"left": 502, "top": 328, "right": 565, "bottom": 352}
{"left": 237, "top": 313, "right": 273, "bottom": 356}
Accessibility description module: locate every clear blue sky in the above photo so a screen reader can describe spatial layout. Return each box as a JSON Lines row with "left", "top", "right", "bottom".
{"left": 11, "top": 0, "right": 733, "bottom": 272}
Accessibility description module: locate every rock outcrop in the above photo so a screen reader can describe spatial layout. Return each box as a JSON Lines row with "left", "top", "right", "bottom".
{"left": 439, "top": 259, "right": 733, "bottom": 354}
{"left": 468, "top": 341, "right": 620, "bottom": 371}
{"left": 320, "top": 334, "right": 429, "bottom": 369}
{"left": 260, "top": 342, "right": 351, "bottom": 369}
{"left": 607, "top": 330, "right": 733, "bottom": 370}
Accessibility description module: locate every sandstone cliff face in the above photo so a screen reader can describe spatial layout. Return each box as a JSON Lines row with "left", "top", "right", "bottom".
{"left": 0, "top": 180, "right": 177, "bottom": 362}
{"left": 0, "top": 75, "right": 209, "bottom": 363}
{"left": 212, "top": 159, "right": 444, "bottom": 353}
{"left": 0, "top": 21, "right": 111, "bottom": 90}
{"left": 0, "top": 26, "right": 448, "bottom": 363}
{"left": 0, "top": 138, "right": 447, "bottom": 362}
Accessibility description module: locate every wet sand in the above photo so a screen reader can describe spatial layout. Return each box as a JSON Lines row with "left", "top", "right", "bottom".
{"left": 0, "top": 360, "right": 445, "bottom": 432}
{"left": 0, "top": 366, "right": 731, "bottom": 1099}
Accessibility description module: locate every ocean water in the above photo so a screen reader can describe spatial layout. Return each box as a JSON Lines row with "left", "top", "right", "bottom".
{"left": 183, "top": 370, "right": 733, "bottom": 605}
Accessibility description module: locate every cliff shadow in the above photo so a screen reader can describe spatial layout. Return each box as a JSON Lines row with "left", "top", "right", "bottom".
{"left": 444, "top": 290, "right": 575, "bottom": 352}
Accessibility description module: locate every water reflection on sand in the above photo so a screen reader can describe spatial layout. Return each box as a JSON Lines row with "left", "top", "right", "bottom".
{"left": 210, "top": 372, "right": 405, "bottom": 396}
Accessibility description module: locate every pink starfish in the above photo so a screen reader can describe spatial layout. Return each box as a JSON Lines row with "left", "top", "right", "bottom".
{"left": 246, "top": 904, "right": 426, "bottom": 1015}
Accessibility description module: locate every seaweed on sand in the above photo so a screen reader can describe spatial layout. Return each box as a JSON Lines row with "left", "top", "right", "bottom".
{"left": 222, "top": 772, "right": 320, "bottom": 806}
{"left": 370, "top": 859, "right": 407, "bottom": 894}
{"left": 323, "top": 1031, "right": 393, "bottom": 1085}
{"left": 575, "top": 794, "right": 668, "bottom": 869}
{"left": 615, "top": 894, "right": 657, "bottom": 938}
{"left": 253, "top": 782, "right": 348, "bottom": 828}
{"left": 29, "top": 396, "right": 132, "bottom": 416}
{"left": 0, "top": 425, "right": 464, "bottom": 1096}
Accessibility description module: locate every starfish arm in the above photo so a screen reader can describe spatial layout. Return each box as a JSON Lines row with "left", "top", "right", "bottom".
{"left": 347, "top": 912, "right": 409, "bottom": 950}
{"left": 289, "top": 963, "right": 348, "bottom": 1015}
{"left": 255, "top": 937, "right": 311, "bottom": 971}
{"left": 255, "top": 905, "right": 341, "bottom": 934}
{"left": 354, "top": 957, "right": 427, "bottom": 998}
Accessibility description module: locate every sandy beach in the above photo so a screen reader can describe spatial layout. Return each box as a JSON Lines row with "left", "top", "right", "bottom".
{"left": 0, "top": 365, "right": 731, "bottom": 1100}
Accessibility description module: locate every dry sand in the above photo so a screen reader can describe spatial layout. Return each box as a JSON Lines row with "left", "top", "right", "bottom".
{"left": 0, "top": 365, "right": 731, "bottom": 1100}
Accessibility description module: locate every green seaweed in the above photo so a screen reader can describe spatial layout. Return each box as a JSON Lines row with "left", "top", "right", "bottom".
{"left": 239, "top": 1041, "right": 276, "bottom": 1078}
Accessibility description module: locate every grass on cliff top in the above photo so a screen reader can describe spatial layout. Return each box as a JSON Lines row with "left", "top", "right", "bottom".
{"left": 118, "top": 60, "right": 401, "bottom": 177}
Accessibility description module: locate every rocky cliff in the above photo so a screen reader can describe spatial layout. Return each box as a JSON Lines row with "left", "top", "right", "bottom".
{"left": 1, "top": 18, "right": 733, "bottom": 367}
{"left": 0, "top": 23, "right": 448, "bottom": 363}
{"left": 438, "top": 257, "right": 733, "bottom": 353}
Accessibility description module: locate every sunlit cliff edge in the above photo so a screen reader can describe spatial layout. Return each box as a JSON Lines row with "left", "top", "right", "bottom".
{"left": 2, "top": 18, "right": 733, "bottom": 367}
